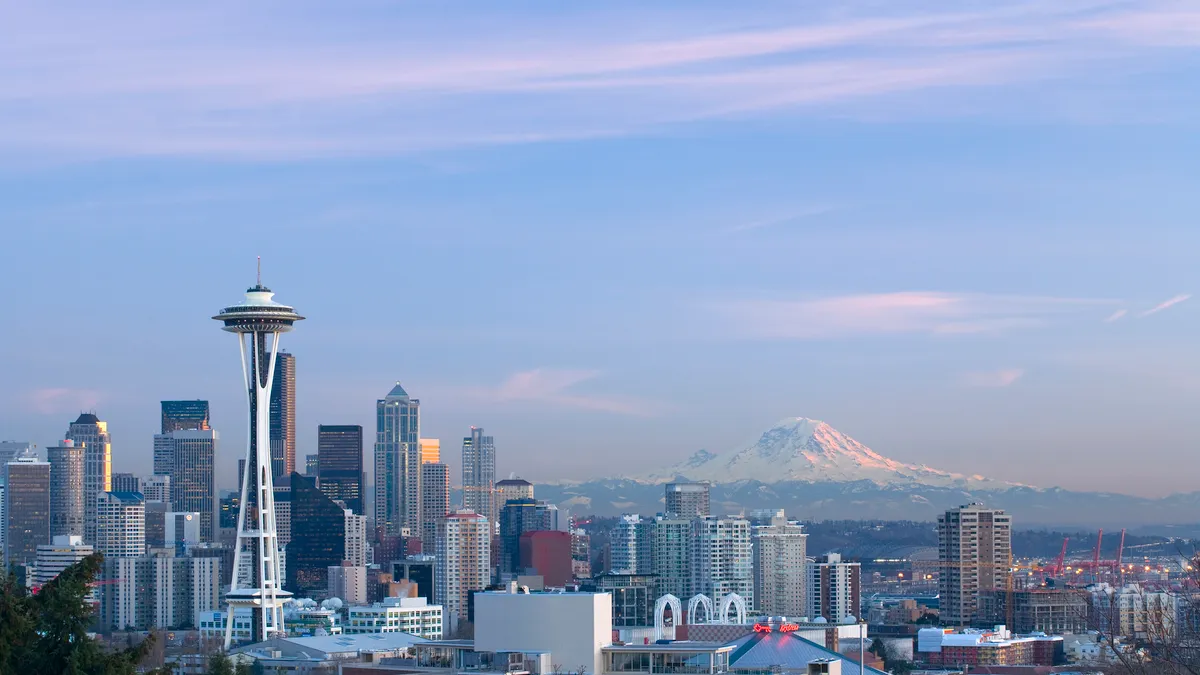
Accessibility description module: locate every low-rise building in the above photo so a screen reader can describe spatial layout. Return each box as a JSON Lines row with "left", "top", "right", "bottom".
{"left": 917, "top": 625, "right": 1063, "bottom": 667}
{"left": 346, "top": 597, "right": 444, "bottom": 639}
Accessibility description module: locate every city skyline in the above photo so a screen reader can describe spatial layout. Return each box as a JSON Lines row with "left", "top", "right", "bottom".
{"left": 3, "top": 1, "right": 1200, "bottom": 497}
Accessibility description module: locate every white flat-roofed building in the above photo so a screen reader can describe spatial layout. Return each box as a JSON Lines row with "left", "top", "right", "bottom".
{"left": 346, "top": 596, "right": 443, "bottom": 639}
{"left": 34, "top": 535, "right": 93, "bottom": 588}
{"left": 473, "top": 589, "right": 611, "bottom": 675}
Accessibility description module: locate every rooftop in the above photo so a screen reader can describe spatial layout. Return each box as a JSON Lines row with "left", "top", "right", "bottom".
{"left": 234, "top": 632, "right": 427, "bottom": 659}
{"left": 73, "top": 413, "right": 101, "bottom": 425}
{"left": 385, "top": 382, "right": 409, "bottom": 400}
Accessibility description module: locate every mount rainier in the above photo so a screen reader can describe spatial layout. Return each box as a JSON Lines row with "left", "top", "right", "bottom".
{"left": 535, "top": 417, "right": 1200, "bottom": 526}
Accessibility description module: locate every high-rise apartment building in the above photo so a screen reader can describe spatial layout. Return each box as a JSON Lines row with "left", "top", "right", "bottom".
{"left": 461, "top": 428, "right": 496, "bottom": 524}
{"left": 420, "top": 462, "right": 450, "bottom": 548}
{"left": 112, "top": 472, "right": 140, "bottom": 493}
{"left": 47, "top": 440, "right": 86, "bottom": 539}
{"left": 66, "top": 413, "right": 112, "bottom": 544}
{"left": 97, "top": 491, "right": 146, "bottom": 559}
{"left": 161, "top": 400, "right": 211, "bottom": 433}
{"left": 665, "top": 482, "right": 710, "bottom": 518}
{"left": 317, "top": 425, "right": 364, "bottom": 515}
{"left": 4, "top": 456, "right": 50, "bottom": 567}
{"left": 375, "top": 383, "right": 420, "bottom": 536}
{"left": 652, "top": 516, "right": 694, "bottom": 600}
{"left": 345, "top": 510, "right": 370, "bottom": 567}
{"left": 752, "top": 513, "right": 807, "bottom": 618}
{"left": 938, "top": 503, "right": 1012, "bottom": 626}
{"left": 419, "top": 439, "right": 440, "bottom": 464}
{"left": 806, "top": 553, "right": 860, "bottom": 622}
{"left": 610, "top": 514, "right": 655, "bottom": 575}
{"left": 435, "top": 510, "right": 491, "bottom": 634}
{"left": 270, "top": 352, "right": 297, "bottom": 479}
{"left": 169, "top": 429, "right": 218, "bottom": 541}
{"left": 692, "top": 516, "right": 753, "bottom": 609}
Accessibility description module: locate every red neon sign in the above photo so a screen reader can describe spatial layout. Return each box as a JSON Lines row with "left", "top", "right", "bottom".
{"left": 753, "top": 623, "right": 772, "bottom": 633}
{"left": 779, "top": 623, "right": 800, "bottom": 633}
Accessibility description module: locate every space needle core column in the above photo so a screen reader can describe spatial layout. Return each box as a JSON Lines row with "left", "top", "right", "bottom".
{"left": 213, "top": 266, "right": 304, "bottom": 647}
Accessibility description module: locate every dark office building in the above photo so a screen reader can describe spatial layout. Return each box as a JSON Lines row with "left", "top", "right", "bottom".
{"left": 161, "top": 400, "right": 211, "bottom": 433}
{"left": 4, "top": 458, "right": 50, "bottom": 567}
{"left": 171, "top": 430, "right": 217, "bottom": 541}
{"left": 270, "top": 352, "right": 296, "bottom": 479}
{"left": 499, "top": 498, "right": 553, "bottom": 578}
{"left": 219, "top": 492, "right": 239, "bottom": 529}
{"left": 111, "top": 472, "right": 140, "bottom": 494}
{"left": 317, "top": 425, "right": 363, "bottom": 515}
{"left": 392, "top": 555, "right": 436, "bottom": 604}
{"left": 287, "top": 472, "right": 345, "bottom": 596}
{"left": 145, "top": 501, "right": 169, "bottom": 549}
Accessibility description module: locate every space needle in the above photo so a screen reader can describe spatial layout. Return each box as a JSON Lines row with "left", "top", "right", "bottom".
{"left": 213, "top": 261, "right": 303, "bottom": 647}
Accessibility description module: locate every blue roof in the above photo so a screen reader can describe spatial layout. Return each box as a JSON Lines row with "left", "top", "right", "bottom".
{"left": 727, "top": 632, "right": 887, "bottom": 675}
{"left": 106, "top": 491, "right": 145, "bottom": 503}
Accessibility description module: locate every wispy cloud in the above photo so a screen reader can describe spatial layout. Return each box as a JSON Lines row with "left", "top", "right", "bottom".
{"left": 1140, "top": 294, "right": 1191, "bottom": 317}
{"left": 1, "top": 1, "right": 1198, "bottom": 159}
{"left": 726, "top": 206, "right": 838, "bottom": 233}
{"left": 962, "top": 368, "right": 1025, "bottom": 388}
{"left": 26, "top": 387, "right": 101, "bottom": 415}
{"left": 712, "top": 291, "right": 1114, "bottom": 339}
{"left": 1103, "top": 308, "right": 1128, "bottom": 323}
{"left": 463, "top": 368, "right": 663, "bottom": 417}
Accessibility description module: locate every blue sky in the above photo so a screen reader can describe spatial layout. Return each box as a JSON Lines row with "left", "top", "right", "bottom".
{"left": 1, "top": 1, "right": 1198, "bottom": 496}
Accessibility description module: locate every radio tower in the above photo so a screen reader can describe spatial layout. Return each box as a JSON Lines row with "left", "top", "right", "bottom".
{"left": 213, "top": 260, "right": 303, "bottom": 647}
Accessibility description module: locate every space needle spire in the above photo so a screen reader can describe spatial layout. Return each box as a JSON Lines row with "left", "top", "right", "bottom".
{"left": 213, "top": 263, "right": 304, "bottom": 647}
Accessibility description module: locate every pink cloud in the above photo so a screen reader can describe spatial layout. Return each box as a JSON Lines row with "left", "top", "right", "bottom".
{"left": 468, "top": 368, "right": 664, "bottom": 417}
{"left": 27, "top": 387, "right": 101, "bottom": 415}
{"left": 962, "top": 369, "right": 1025, "bottom": 388}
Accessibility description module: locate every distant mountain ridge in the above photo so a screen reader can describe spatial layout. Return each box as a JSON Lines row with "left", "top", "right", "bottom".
{"left": 537, "top": 417, "right": 1197, "bottom": 526}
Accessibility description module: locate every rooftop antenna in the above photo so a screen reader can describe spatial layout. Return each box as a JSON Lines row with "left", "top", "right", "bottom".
{"left": 257, "top": 256, "right": 262, "bottom": 286}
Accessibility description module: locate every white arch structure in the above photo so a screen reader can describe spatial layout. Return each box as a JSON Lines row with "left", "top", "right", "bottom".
{"left": 687, "top": 594, "right": 714, "bottom": 625}
{"left": 654, "top": 594, "right": 683, "bottom": 641}
{"left": 719, "top": 592, "right": 747, "bottom": 625}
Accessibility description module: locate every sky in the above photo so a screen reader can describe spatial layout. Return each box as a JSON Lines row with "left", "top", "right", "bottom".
{"left": 1, "top": 0, "right": 1199, "bottom": 497}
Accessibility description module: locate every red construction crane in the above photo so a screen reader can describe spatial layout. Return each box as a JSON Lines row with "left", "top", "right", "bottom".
{"left": 1093, "top": 529, "right": 1104, "bottom": 582}
{"left": 1053, "top": 537, "right": 1069, "bottom": 577}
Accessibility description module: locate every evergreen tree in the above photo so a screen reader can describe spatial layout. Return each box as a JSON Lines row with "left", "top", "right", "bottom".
{"left": 0, "top": 553, "right": 157, "bottom": 675}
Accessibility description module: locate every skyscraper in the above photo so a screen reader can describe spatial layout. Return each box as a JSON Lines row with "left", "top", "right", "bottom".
{"left": 461, "top": 428, "right": 495, "bottom": 524}
{"left": 938, "top": 503, "right": 1012, "bottom": 626}
{"left": 692, "top": 516, "right": 753, "bottom": 609}
{"left": 752, "top": 513, "right": 808, "bottom": 618}
{"left": 4, "top": 456, "right": 50, "bottom": 567}
{"left": 169, "top": 429, "right": 218, "bottom": 542}
{"left": 652, "top": 516, "right": 694, "bottom": 600}
{"left": 161, "top": 400, "right": 211, "bottom": 433}
{"left": 419, "top": 438, "right": 440, "bottom": 464}
{"left": 435, "top": 510, "right": 490, "bottom": 634}
{"left": 270, "top": 352, "right": 296, "bottom": 479}
{"left": 317, "top": 425, "right": 364, "bottom": 515}
{"left": 375, "top": 383, "right": 420, "bottom": 536}
{"left": 47, "top": 440, "right": 86, "bottom": 539}
{"left": 806, "top": 553, "right": 860, "bottom": 622}
{"left": 97, "top": 491, "right": 146, "bottom": 559}
{"left": 419, "top": 462, "right": 450, "bottom": 548}
{"left": 611, "top": 514, "right": 655, "bottom": 575}
{"left": 665, "top": 482, "right": 709, "bottom": 518}
{"left": 304, "top": 453, "right": 319, "bottom": 476}
{"left": 111, "top": 472, "right": 140, "bottom": 494}
{"left": 288, "top": 473, "right": 347, "bottom": 596}
{"left": 214, "top": 272, "right": 302, "bottom": 646}
{"left": 66, "top": 413, "right": 112, "bottom": 544}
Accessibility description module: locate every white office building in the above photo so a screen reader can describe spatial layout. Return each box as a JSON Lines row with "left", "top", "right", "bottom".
{"left": 346, "top": 596, "right": 444, "bottom": 639}
{"left": 96, "top": 491, "right": 145, "bottom": 559}
{"left": 142, "top": 475, "right": 171, "bottom": 503}
{"left": 35, "top": 535, "right": 94, "bottom": 587}
{"left": 344, "top": 510, "right": 369, "bottom": 566}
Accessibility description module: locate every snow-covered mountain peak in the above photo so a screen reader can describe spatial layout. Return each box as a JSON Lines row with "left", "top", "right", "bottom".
{"left": 639, "top": 416, "right": 1026, "bottom": 489}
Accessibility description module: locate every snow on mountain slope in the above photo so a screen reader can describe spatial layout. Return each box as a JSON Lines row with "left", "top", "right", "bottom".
{"left": 639, "top": 417, "right": 1027, "bottom": 489}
